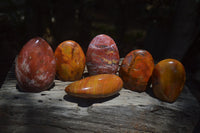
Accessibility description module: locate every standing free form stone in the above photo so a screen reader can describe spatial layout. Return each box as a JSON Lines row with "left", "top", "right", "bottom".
{"left": 15, "top": 37, "right": 56, "bottom": 92}
{"left": 119, "top": 49, "right": 154, "bottom": 92}
{"left": 152, "top": 59, "right": 186, "bottom": 103}
{"left": 54, "top": 40, "right": 86, "bottom": 81}
{"left": 86, "top": 34, "right": 120, "bottom": 75}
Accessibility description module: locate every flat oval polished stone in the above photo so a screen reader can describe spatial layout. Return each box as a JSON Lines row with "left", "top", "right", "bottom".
{"left": 86, "top": 34, "right": 120, "bottom": 75}
{"left": 152, "top": 59, "right": 186, "bottom": 103}
{"left": 65, "top": 74, "right": 123, "bottom": 98}
{"left": 119, "top": 49, "right": 154, "bottom": 92}
{"left": 55, "top": 40, "right": 85, "bottom": 81}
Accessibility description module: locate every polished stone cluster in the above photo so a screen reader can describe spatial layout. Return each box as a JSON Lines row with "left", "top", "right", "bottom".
{"left": 15, "top": 35, "right": 186, "bottom": 102}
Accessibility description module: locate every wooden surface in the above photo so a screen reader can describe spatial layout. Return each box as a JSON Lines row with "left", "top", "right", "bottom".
{"left": 0, "top": 60, "right": 200, "bottom": 133}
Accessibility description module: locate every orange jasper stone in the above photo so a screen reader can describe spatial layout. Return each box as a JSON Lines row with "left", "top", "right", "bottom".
{"left": 152, "top": 59, "right": 186, "bottom": 102}
{"left": 55, "top": 40, "right": 86, "bottom": 81}
{"left": 119, "top": 49, "right": 154, "bottom": 92}
{"left": 65, "top": 74, "right": 123, "bottom": 98}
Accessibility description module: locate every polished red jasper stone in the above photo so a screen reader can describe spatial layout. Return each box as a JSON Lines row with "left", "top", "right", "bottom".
{"left": 54, "top": 40, "right": 86, "bottom": 81}
{"left": 15, "top": 37, "right": 56, "bottom": 92}
{"left": 119, "top": 49, "right": 154, "bottom": 92}
{"left": 152, "top": 59, "right": 186, "bottom": 103}
{"left": 65, "top": 74, "right": 123, "bottom": 98}
{"left": 86, "top": 34, "right": 120, "bottom": 75}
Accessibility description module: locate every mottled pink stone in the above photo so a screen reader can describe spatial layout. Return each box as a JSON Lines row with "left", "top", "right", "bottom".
{"left": 86, "top": 34, "right": 120, "bottom": 75}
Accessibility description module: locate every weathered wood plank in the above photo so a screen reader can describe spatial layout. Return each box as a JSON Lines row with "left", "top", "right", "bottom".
{"left": 0, "top": 60, "right": 199, "bottom": 133}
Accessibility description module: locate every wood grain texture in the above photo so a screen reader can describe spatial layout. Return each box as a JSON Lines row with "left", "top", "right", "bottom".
{"left": 0, "top": 59, "right": 199, "bottom": 133}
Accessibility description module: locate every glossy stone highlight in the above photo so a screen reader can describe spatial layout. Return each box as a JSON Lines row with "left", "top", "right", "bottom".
{"left": 119, "top": 49, "right": 154, "bottom": 92}
{"left": 15, "top": 37, "right": 56, "bottom": 92}
{"left": 86, "top": 34, "right": 120, "bottom": 75}
{"left": 65, "top": 74, "right": 123, "bottom": 98}
{"left": 55, "top": 40, "right": 86, "bottom": 81}
{"left": 152, "top": 59, "right": 186, "bottom": 103}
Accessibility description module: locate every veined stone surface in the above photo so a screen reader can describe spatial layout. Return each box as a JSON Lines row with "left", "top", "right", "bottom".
{"left": 15, "top": 37, "right": 56, "bottom": 92}
{"left": 119, "top": 49, "right": 154, "bottom": 92}
{"left": 86, "top": 34, "right": 120, "bottom": 75}
{"left": 55, "top": 40, "right": 85, "bottom": 81}
{"left": 152, "top": 59, "right": 186, "bottom": 103}
{"left": 65, "top": 74, "right": 123, "bottom": 98}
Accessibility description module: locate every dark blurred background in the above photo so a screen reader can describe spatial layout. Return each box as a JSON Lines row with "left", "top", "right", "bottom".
{"left": 0, "top": 0, "right": 200, "bottom": 102}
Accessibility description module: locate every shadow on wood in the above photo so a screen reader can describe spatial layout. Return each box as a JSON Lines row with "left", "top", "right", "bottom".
{"left": 63, "top": 93, "right": 120, "bottom": 107}
{"left": 16, "top": 82, "right": 56, "bottom": 93}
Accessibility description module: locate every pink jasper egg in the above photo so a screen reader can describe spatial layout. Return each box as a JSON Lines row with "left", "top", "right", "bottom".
{"left": 86, "top": 34, "right": 120, "bottom": 75}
